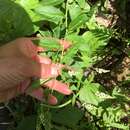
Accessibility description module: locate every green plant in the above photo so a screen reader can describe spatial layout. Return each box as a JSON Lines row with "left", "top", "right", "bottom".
{"left": 0, "top": 0, "right": 129, "bottom": 130}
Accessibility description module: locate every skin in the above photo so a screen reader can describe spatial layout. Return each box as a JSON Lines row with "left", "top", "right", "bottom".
{"left": 0, "top": 38, "right": 72, "bottom": 104}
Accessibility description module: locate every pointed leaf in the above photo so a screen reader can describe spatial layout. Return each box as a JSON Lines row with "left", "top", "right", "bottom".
{"left": 33, "top": 38, "right": 61, "bottom": 50}
{"left": 40, "top": 0, "right": 64, "bottom": 6}
{"left": 35, "top": 6, "right": 64, "bottom": 24}
{"left": 69, "top": 13, "right": 88, "bottom": 32}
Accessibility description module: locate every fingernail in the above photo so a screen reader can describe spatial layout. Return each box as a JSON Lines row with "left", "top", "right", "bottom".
{"left": 59, "top": 39, "right": 71, "bottom": 50}
{"left": 62, "top": 87, "right": 72, "bottom": 95}
{"left": 19, "top": 80, "right": 31, "bottom": 93}
{"left": 51, "top": 67, "right": 58, "bottom": 76}
{"left": 29, "top": 88, "right": 43, "bottom": 101}
{"left": 59, "top": 84, "right": 72, "bottom": 95}
{"left": 48, "top": 95, "right": 57, "bottom": 105}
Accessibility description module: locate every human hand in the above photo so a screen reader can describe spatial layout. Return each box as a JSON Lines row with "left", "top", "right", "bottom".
{"left": 0, "top": 37, "right": 71, "bottom": 104}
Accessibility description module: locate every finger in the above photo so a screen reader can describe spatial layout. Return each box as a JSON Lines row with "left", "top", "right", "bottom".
{"left": 35, "top": 45, "right": 45, "bottom": 52}
{"left": 13, "top": 37, "right": 45, "bottom": 58}
{"left": 26, "top": 88, "right": 57, "bottom": 105}
{"left": 47, "top": 94, "right": 58, "bottom": 105}
{"left": 43, "top": 79, "right": 72, "bottom": 95}
{"left": 17, "top": 79, "right": 31, "bottom": 93}
{"left": 18, "top": 38, "right": 38, "bottom": 58}
{"left": 32, "top": 55, "right": 51, "bottom": 64}
{"left": 33, "top": 63, "right": 61, "bottom": 78}
{"left": 27, "top": 88, "right": 43, "bottom": 101}
{"left": 59, "top": 39, "right": 72, "bottom": 50}
{"left": 29, "top": 37, "right": 46, "bottom": 52}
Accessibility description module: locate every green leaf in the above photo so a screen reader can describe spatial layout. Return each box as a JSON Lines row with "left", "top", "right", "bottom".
{"left": 70, "top": 85, "right": 78, "bottom": 91}
{"left": 39, "top": 30, "right": 52, "bottom": 37}
{"left": 84, "top": 104, "right": 128, "bottom": 129}
{"left": 80, "top": 53, "right": 93, "bottom": 67}
{"left": 38, "top": 106, "right": 52, "bottom": 130}
{"left": 86, "top": 11, "right": 98, "bottom": 30}
{"left": 40, "top": 0, "right": 64, "bottom": 6}
{"left": 68, "top": 4, "right": 96, "bottom": 32}
{"left": 15, "top": 0, "right": 43, "bottom": 22}
{"left": 35, "top": 6, "right": 64, "bottom": 24}
{"left": 62, "top": 45, "right": 79, "bottom": 65}
{"left": 65, "top": 34, "right": 85, "bottom": 44}
{"left": 68, "top": 2, "right": 82, "bottom": 20}
{"left": 108, "top": 123, "right": 129, "bottom": 130}
{"left": 79, "top": 82, "right": 104, "bottom": 106}
{"left": 17, "top": 115, "right": 36, "bottom": 130}
{"left": 15, "top": 0, "right": 39, "bottom": 9}
{"left": 32, "top": 38, "right": 61, "bottom": 50}
{"left": 52, "top": 26, "right": 61, "bottom": 38}
{"left": 51, "top": 106, "right": 83, "bottom": 127}
{"left": 24, "top": 9, "right": 43, "bottom": 22}
{"left": 76, "top": 0, "right": 86, "bottom": 8}
{"left": 68, "top": 13, "right": 88, "bottom": 32}
{"left": 76, "top": 0, "right": 90, "bottom": 10}
{"left": 82, "top": 29, "right": 111, "bottom": 55}
{"left": 0, "top": 0, "right": 34, "bottom": 43}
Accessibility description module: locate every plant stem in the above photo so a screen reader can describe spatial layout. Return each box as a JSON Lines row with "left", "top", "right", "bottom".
{"left": 65, "top": 0, "right": 69, "bottom": 35}
{"left": 40, "top": 99, "right": 71, "bottom": 109}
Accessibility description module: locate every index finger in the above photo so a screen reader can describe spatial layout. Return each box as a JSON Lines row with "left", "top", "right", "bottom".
{"left": 43, "top": 79, "right": 72, "bottom": 95}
